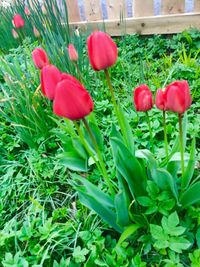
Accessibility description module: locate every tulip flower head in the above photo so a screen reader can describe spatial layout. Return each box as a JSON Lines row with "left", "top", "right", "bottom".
{"left": 13, "top": 14, "right": 25, "bottom": 28}
{"left": 24, "top": 6, "right": 30, "bottom": 16}
{"left": 32, "top": 48, "right": 49, "bottom": 69}
{"left": 41, "top": 65, "right": 61, "bottom": 100}
{"left": 12, "top": 29, "right": 19, "bottom": 39}
{"left": 165, "top": 80, "right": 192, "bottom": 114}
{"left": 53, "top": 76, "right": 94, "bottom": 120}
{"left": 155, "top": 88, "right": 168, "bottom": 111}
{"left": 68, "top": 44, "right": 78, "bottom": 62}
{"left": 133, "top": 84, "right": 153, "bottom": 112}
{"left": 87, "top": 31, "right": 118, "bottom": 71}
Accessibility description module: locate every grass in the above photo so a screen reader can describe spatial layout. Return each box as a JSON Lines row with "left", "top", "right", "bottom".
{"left": 0, "top": 27, "right": 200, "bottom": 266}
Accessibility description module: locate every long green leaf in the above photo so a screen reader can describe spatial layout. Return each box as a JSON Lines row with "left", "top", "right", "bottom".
{"left": 59, "top": 152, "right": 88, "bottom": 172}
{"left": 114, "top": 173, "right": 131, "bottom": 228}
{"left": 181, "top": 138, "right": 196, "bottom": 190}
{"left": 180, "top": 181, "right": 200, "bottom": 207}
{"left": 72, "top": 174, "right": 115, "bottom": 209}
{"left": 139, "top": 150, "right": 179, "bottom": 203}
{"left": 112, "top": 138, "right": 147, "bottom": 198}
{"left": 117, "top": 224, "right": 141, "bottom": 246}
{"left": 72, "top": 175, "right": 122, "bottom": 232}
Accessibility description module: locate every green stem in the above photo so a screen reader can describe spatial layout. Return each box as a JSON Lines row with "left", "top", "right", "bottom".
{"left": 104, "top": 68, "right": 128, "bottom": 146}
{"left": 73, "top": 121, "right": 101, "bottom": 173}
{"left": 178, "top": 113, "right": 185, "bottom": 176}
{"left": 74, "top": 62, "right": 84, "bottom": 83}
{"left": 82, "top": 117, "right": 115, "bottom": 197}
{"left": 146, "top": 111, "right": 154, "bottom": 152}
{"left": 163, "top": 110, "right": 169, "bottom": 160}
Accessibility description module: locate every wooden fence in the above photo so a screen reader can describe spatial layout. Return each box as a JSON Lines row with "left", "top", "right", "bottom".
{"left": 66, "top": 0, "right": 200, "bottom": 35}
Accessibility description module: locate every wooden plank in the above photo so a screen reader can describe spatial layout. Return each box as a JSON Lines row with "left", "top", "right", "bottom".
{"left": 83, "top": 0, "right": 102, "bottom": 21}
{"left": 69, "top": 13, "right": 200, "bottom": 36}
{"left": 161, "top": 0, "right": 185, "bottom": 15}
{"left": 194, "top": 0, "right": 200, "bottom": 12}
{"left": 106, "top": 0, "right": 127, "bottom": 20}
{"left": 66, "top": 0, "right": 81, "bottom": 22}
{"left": 133, "top": 0, "right": 154, "bottom": 17}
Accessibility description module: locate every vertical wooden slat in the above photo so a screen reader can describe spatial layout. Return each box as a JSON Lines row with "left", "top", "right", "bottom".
{"left": 133, "top": 0, "right": 154, "bottom": 17}
{"left": 161, "top": 0, "right": 185, "bottom": 15}
{"left": 83, "top": 0, "right": 102, "bottom": 21}
{"left": 106, "top": 0, "right": 127, "bottom": 20}
{"left": 194, "top": 0, "right": 200, "bottom": 12}
{"left": 66, "top": 0, "right": 81, "bottom": 22}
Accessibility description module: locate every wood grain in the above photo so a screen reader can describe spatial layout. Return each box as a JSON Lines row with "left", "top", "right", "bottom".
{"left": 194, "top": 0, "right": 200, "bottom": 12}
{"left": 69, "top": 13, "right": 200, "bottom": 36}
{"left": 133, "top": 0, "right": 154, "bottom": 17}
{"left": 106, "top": 0, "right": 126, "bottom": 20}
{"left": 161, "top": 0, "right": 185, "bottom": 15}
{"left": 83, "top": 0, "right": 102, "bottom": 21}
{"left": 66, "top": 0, "right": 81, "bottom": 22}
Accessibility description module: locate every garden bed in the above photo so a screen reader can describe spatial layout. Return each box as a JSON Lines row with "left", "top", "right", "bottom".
{"left": 0, "top": 1, "right": 200, "bottom": 266}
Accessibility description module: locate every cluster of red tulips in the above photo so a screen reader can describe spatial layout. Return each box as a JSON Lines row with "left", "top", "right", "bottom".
{"left": 134, "top": 81, "right": 191, "bottom": 114}
{"left": 12, "top": 7, "right": 40, "bottom": 39}
{"left": 31, "top": 31, "right": 119, "bottom": 120}
{"left": 32, "top": 30, "right": 192, "bottom": 122}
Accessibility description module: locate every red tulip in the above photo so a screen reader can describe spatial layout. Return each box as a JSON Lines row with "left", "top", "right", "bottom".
{"left": 13, "top": 14, "right": 25, "bottom": 28}
{"left": 32, "top": 48, "right": 49, "bottom": 69}
{"left": 24, "top": 6, "right": 30, "bottom": 16}
{"left": 68, "top": 44, "right": 78, "bottom": 62}
{"left": 87, "top": 31, "right": 118, "bottom": 71}
{"left": 41, "top": 65, "right": 61, "bottom": 100}
{"left": 155, "top": 89, "right": 168, "bottom": 111}
{"left": 61, "top": 73, "right": 82, "bottom": 85}
{"left": 133, "top": 84, "right": 153, "bottom": 112}
{"left": 53, "top": 76, "right": 94, "bottom": 120}
{"left": 165, "top": 80, "right": 192, "bottom": 114}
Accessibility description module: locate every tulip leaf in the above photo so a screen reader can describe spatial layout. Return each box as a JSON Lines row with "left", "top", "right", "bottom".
{"left": 180, "top": 181, "right": 200, "bottom": 207}
{"left": 72, "top": 174, "right": 122, "bottom": 233}
{"left": 116, "top": 224, "right": 141, "bottom": 247}
{"left": 114, "top": 173, "right": 131, "bottom": 227}
{"left": 181, "top": 138, "right": 196, "bottom": 190}
{"left": 117, "top": 105, "right": 135, "bottom": 152}
{"left": 111, "top": 137, "right": 147, "bottom": 198}
{"left": 59, "top": 151, "right": 88, "bottom": 172}
{"left": 139, "top": 150, "right": 179, "bottom": 203}
{"left": 110, "top": 126, "right": 132, "bottom": 227}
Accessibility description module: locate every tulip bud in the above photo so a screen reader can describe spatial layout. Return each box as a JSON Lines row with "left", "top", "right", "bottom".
{"left": 133, "top": 84, "right": 153, "bottom": 112}
{"left": 32, "top": 48, "right": 49, "bottom": 69}
{"left": 12, "top": 29, "right": 19, "bottom": 39}
{"left": 155, "top": 89, "right": 168, "bottom": 111}
{"left": 165, "top": 80, "right": 192, "bottom": 114}
{"left": 24, "top": 6, "right": 30, "bottom": 16}
{"left": 33, "top": 26, "right": 40, "bottom": 38}
{"left": 13, "top": 14, "right": 25, "bottom": 28}
{"left": 53, "top": 76, "right": 94, "bottom": 120}
{"left": 87, "top": 31, "right": 118, "bottom": 71}
{"left": 41, "top": 5, "right": 47, "bottom": 15}
{"left": 75, "top": 28, "right": 80, "bottom": 37}
{"left": 41, "top": 65, "right": 61, "bottom": 100}
{"left": 68, "top": 44, "right": 78, "bottom": 62}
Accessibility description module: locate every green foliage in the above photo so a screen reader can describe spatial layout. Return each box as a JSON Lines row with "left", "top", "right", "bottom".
{"left": 189, "top": 249, "right": 200, "bottom": 267}
{"left": 0, "top": 16, "right": 200, "bottom": 266}
{"left": 150, "top": 212, "right": 191, "bottom": 253}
